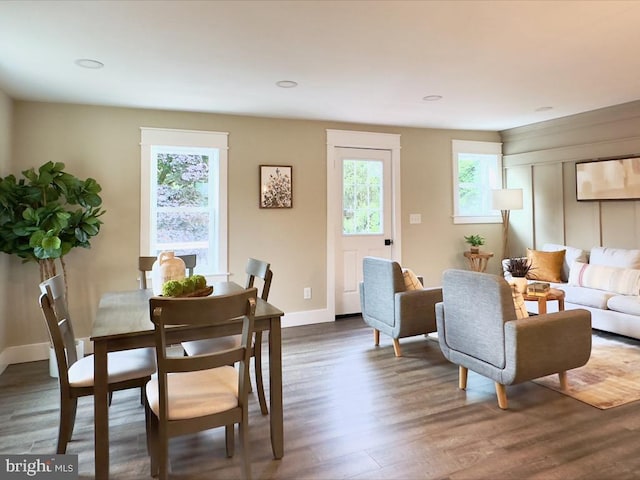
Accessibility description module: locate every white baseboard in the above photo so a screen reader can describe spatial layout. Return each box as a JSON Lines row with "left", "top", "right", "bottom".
{"left": 0, "top": 310, "right": 334, "bottom": 370}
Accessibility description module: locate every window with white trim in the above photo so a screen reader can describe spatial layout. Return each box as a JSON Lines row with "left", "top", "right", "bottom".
{"left": 452, "top": 139, "right": 503, "bottom": 224}
{"left": 140, "top": 128, "right": 228, "bottom": 277}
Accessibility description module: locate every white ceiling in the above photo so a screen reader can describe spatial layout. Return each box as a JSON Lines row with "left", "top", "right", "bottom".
{"left": 1, "top": 0, "right": 640, "bottom": 131}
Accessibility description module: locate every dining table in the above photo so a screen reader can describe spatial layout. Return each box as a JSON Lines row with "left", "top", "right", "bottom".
{"left": 90, "top": 281, "right": 285, "bottom": 480}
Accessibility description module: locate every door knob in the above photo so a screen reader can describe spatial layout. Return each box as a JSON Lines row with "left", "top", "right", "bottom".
{"left": 385, "top": 239, "right": 393, "bottom": 246}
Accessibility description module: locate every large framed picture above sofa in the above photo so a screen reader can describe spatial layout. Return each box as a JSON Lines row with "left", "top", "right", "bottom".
{"left": 576, "top": 156, "right": 640, "bottom": 201}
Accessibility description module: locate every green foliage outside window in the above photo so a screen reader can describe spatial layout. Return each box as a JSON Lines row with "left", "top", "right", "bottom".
{"left": 343, "top": 160, "right": 382, "bottom": 234}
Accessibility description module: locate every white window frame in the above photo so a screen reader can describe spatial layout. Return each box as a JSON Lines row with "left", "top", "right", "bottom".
{"left": 452, "top": 139, "right": 503, "bottom": 224}
{"left": 140, "top": 127, "right": 228, "bottom": 279}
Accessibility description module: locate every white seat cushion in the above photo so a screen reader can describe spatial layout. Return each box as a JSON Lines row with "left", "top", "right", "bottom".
{"left": 146, "top": 366, "right": 238, "bottom": 420}
{"left": 182, "top": 336, "right": 241, "bottom": 356}
{"left": 68, "top": 347, "right": 156, "bottom": 388}
{"left": 607, "top": 295, "right": 640, "bottom": 316}
{"left": 561, "top": 285, "right": 615, "bottom": 310}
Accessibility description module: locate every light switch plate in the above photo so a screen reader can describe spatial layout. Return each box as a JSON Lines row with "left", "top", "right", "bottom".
{"left": 409, "top": 213, "right": 422, "bottom": 224}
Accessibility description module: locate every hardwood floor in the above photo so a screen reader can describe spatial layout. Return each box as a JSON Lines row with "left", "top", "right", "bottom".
{"left": 2, "top": 316, "right": 640, "bottom": 479}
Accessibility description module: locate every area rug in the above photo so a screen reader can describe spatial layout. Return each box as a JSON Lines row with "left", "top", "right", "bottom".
{"left": 533, "top": 334, "right": 640, "bottom": 409}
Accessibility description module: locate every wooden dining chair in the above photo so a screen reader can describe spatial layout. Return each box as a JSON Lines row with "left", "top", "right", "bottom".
{"left": 145, "top": 288, "right": 258, "bottom": 480}
{"left": 181, "top": 258, "right": 272, "bottom": 415}
{"left": 138, "top": 254, "right": 197, "bottom": 289}
{"left": 38, "top": 274, "right": 157, "bottom": 454}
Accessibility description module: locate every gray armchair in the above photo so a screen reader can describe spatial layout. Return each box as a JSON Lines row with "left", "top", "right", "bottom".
{"left": 436, "top": 269, "right": 592, "bottom": 409}
{"left": 359, "top": 256, "right": 442, "bottom": 357}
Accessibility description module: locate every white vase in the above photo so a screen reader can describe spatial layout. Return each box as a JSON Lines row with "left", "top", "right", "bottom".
{"left": 49, "top": 340, "right": 85, "bottom": 378}
{"left": 510, "top": 276, "right": 529, "bottom": 294}
{"left": 151, "top": 251, "right": 186, "bottom": 295}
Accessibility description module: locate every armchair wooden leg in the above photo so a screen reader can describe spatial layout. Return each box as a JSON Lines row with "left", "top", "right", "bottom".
{"left": 392, "top": 338, "right": 402, "bottom": 357}
{"left": 558, "top": 371, "right": 568, "bottom": 390}
{"left": 373, "top": 329, "right": 380, "bottom": 346}
{"left": 458, "top": 366, "right": 468, "bottom": 390}
{"left": 495, "top": 383, "right": 508, "bottom": 410}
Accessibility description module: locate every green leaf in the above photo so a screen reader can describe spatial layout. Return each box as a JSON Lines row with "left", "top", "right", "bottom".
{"left": 29, "top": 230, "right": 45, "bottom": 248}
{"left": 42, "top": 235, "right": 61, "bottom": 251}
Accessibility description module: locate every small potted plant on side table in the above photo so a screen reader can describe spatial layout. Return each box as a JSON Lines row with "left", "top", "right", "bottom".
{"left": 464, "top": 234, "right": 485, "bottom": 254}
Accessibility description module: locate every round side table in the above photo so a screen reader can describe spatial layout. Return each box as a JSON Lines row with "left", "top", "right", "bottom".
{"left": 463, "top": 251, "right": 494, "bottom": 272}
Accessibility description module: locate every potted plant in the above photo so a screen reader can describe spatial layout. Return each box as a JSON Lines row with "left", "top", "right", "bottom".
{"left": 464, "top": 234, "right": 485, "bottom": 253}
{"left": 506, "top": 257, "right": 535, "bottom": 293}
{"left": 0, "top": 161, "right": 105, "bottom": 289}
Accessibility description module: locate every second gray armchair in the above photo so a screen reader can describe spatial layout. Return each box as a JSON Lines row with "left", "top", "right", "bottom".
{"left": 359, "top": 256, "right": 442, "bottom": 357}
{"left": 436, "top": 269, "right": 592, "bottom": 409}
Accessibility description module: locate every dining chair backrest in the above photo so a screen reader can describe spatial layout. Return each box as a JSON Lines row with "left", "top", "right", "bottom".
{"left": 150, "top": 288, "right": 257, "bottom": 370}
{"left": 245, "top": 257, "right": 273, "bottom": 301}
{"left": 138, "top": 254, "right": 197, "bottom": 289}
{"left": 39, "top": 274, "right": 78, "bottom": 379}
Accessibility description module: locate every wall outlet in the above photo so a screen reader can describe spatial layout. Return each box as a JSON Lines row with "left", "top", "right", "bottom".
{"left": 303, "top": 287, "right": 312, "bottom": 299}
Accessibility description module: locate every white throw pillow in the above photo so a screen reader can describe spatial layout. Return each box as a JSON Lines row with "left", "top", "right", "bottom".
{"left": 568, "top": 261, "right": 640, "bottom": 295}
{"left": 402, "top": 268, "right": 423, "bottom": 290}
{"left": 589, "top": 247, "right": 640, "bottom": 269}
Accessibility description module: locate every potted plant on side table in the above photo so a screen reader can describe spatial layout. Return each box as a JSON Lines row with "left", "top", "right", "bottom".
{"left": 464, "top": 234, "right": 485, "bottom": 254}
{"left": 505, "top": 257, "right": 534, "bottom": 293}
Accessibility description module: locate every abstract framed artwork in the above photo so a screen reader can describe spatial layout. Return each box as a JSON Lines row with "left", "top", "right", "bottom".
{"left": 260, "top": 165, "right": 293, "bottom": 208}
{"left": 576, "top": 156, "right": 640, "bottom": 201}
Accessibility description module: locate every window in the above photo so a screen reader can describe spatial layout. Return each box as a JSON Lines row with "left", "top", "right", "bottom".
{"left": 452, "top": 139, "right": 502, "bottom": 224}
{"left": 140, "top": 128, "right": 228, "bottom": 277}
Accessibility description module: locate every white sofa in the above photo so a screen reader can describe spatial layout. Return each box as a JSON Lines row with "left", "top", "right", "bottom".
{"left": 503, "top": 244, "right": 640, "bottom": 340}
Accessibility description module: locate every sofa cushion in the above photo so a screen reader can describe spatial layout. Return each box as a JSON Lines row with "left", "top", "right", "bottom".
{"left": 527, "top": 248, "right": 565, "bottom": 282}
{"left": 402, "top": 268, "right": 423, "bottom": 290}
{"left": 542, "top": 243, "right": 589, "bottom": 282}
{"left": 607, "top": 295, "right": 640, "bottom": 316}
{"left": 589, "top": 246, "right": 640, "bottom": 269}
{"left": 561, "top": 284, "right": 615, "bottom": 309}
{"left": 568, "top": 261, "right": 640, "bottom": 295}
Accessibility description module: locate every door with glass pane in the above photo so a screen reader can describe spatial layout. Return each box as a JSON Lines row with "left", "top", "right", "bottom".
{"left": 335, "top": 147, "right": 393, "bottom": 315}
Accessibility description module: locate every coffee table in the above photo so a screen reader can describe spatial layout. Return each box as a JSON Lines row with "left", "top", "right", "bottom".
{"left": 522, "top": 287, "right": 565, "bottom": 315}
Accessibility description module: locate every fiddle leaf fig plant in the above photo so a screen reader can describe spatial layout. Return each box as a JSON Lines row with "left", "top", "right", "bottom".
{"left": 0, "top": 161, "right": 105, "bottom": 285}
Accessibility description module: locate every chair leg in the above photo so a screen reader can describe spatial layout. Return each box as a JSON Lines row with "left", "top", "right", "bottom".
{"left": 146, "top": 407, "right": 159, "bottom": 477}
{"left": 239, "top": 420, "right": 252, "bottom": 480}
{"left": 57, "top": 396, "right": 77, "bottom": 454}
{"left": 225, "top": 424, "right": 235, "bottom": 458}
{"left": 558, "top": 371, "right": 568, "bottom": 390}
{"left": 253, "top": 332, "right": 269, "bottom": 415}
{"left": 495, "top": 383, "right": 508, "bottom": 410}
{"left": 458, "top": 366, "right": 468, "bottom": 390}
{"left": 392, "top": 338, "right": 402, "bottom": 357}
{"left": 158, "top": 421, "right": 169, "bottom": 480}
{"left": 373, "top": 329, "right": 380, "bottom": 346}
{"left": 108, "top": 391, "right": 113, "bottom": 406}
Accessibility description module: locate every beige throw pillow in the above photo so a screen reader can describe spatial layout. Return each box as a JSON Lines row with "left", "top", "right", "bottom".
{"left": 510, "top": 284, "right": 529, "bottom": 319}
{"left": 402, "top": 268, "right": 423, "bottom": 290}
{"left": 527, "top": 248, "right": 565, "bottom": 283}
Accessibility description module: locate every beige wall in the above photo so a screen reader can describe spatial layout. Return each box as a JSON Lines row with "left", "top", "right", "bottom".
{"left": 0, "top": 89, "right": 11, "bottom": 357}
{"left": 6, "top": 100, "right": 500, "bottom": 351}
{"left": 501, "top": 101, "right": 640, "bottom": 255}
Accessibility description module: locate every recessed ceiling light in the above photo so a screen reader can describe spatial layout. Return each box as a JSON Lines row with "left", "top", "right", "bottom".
{"left": 423, "top": 95, "right": 443, "bottom": 101}
{"left": 74, "top": 58, "right": 104, "bottom": 69}
{"left": 276, "top": 80, "right": 298, "bottom": 88}
{"left": 535, "top": 106, "right": 553, "bottom": 112}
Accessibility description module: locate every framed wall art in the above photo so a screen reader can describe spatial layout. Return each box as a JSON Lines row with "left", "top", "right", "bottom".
{"left": 576, "top": 156, "right": 640, "bottom": 201}
{"left": 260, "top": 165, "right": 293, "bottom": 208}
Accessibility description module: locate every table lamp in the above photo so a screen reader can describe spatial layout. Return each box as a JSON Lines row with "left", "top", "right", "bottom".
{"left": 491, "top": 188, "right": 523, "bottom": 260}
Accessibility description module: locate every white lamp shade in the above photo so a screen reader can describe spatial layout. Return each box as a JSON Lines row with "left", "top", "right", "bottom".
{"left": 491, "top": 188, "right": 523, "bottom": 211}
